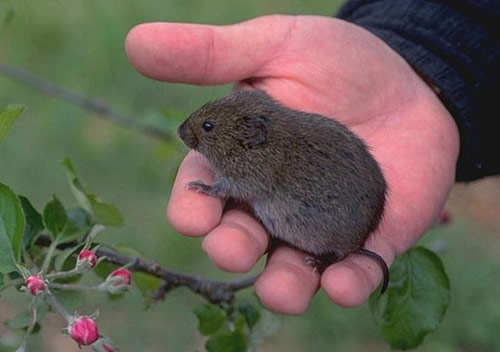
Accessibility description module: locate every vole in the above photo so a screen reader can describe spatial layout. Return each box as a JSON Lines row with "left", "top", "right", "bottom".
{"left": 177, "top": 90, "right": 389, "bottom": 293}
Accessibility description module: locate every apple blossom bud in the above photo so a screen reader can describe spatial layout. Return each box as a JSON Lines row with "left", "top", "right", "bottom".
{"left": 77, "top": 249, "right": 98, "bottom": 269}
{"left": 25, "top": 275, "right": 46, "bottom": 295}
{"left": 101, "top": 268, "right": 132, "bottom": 294}
{"left": 438, "top": 210, "right": 452, "bottom": 225}
{"left": 68, "top": 316, "right": 100, "bottom": 346}
{"left": 110, "top": 268, "right": 131, "bottom": 285}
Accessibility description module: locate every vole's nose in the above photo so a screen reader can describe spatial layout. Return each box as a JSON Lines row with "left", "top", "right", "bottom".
{"left": 177, "top": 121, "right": 197, "bottom": 149}
{"left": 177, "top": 120, "right": 189, "bottom": 141}
{"left": 177, "top": 121, "right": 185, "bottom": 138}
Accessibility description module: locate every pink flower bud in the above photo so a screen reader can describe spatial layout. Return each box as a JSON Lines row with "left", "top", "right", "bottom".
{"left": 77, "top": 249, "right": 98, "bottom": 268}
{"left": 100, "top": 268, "right": 132, "bottom": 294}
{"left": 109, "top": 268, "right": 131, "bottom": 287}
{"left": 438, "top": 210, "right": 452, "bottom": 225}
{"left": 25, "top": 275, "right": 46, "bottom": 295}
{"left": 68, "top": 317, "right": 99, "bottom": 346}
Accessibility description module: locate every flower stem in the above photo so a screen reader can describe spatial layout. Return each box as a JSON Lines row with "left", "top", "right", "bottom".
{"left": 46, "top": 267, "right": 82, "bottom": 280}
{"left": 44, "top": 290, "right": 72, "bottom": 322}
{"left": 41, "top": 239, "right": 59, "bottom": 274}
{"left": 86, "top": 225, "right": 105, "bottom": 244}
{"left": 15, "top": 298, "right": 38, "bottom": 352}
{"left": 49, "top": 282, "right": 106, "bottom": 292}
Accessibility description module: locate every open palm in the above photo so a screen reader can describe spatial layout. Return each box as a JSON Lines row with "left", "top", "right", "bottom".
{"left": 126, "top": 15, "right": 459, "bottom": 314}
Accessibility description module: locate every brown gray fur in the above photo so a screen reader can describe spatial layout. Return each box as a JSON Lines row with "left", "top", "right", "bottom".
{"left": 178, "top": 90, "right": 389, "bottom": 293}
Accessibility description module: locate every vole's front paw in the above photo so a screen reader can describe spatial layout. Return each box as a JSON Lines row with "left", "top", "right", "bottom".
{"left": 305, "top": 256, "right": 322, "bottom": 275}
{"left": 305, "top": 253, "right": 340, "bottom": 275}
{"left": 187, "top": 180, "right": 214, "bottom": 195}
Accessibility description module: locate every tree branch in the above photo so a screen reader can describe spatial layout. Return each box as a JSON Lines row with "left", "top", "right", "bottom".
{"left": 96, "top": 246, "right": 258, "bottom": 304}
{"left": 35, "top": 235, "right": 258, "bottom": 304}
{"left": 0, "top": 62, "right": 175, "bottom": 142}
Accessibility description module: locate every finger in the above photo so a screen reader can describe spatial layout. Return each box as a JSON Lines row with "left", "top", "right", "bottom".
{"left": 255, "top": 247, "right": 320, "bottom": 315}
{"left": 166, "top": 150, "right": 224, "bottom": 237}
{"left": 321, "top": 238, "right": 395, "bottom": 307}
{"left": 125, "top": 15, "right": 296, "bottom": 84}
{"left": 202, "top": 206, "right": 269, "bottom": 273}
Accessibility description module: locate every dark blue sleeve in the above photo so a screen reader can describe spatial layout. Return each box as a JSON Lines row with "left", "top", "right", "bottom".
{"left": 337, "top": 0, "right": 500, "bottom": 182}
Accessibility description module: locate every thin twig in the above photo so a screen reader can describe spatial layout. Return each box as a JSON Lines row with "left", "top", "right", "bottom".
{"left": 46, "top": 267, "right": 82, "bottom": 280}
{"left": 41, "top": 239, "right": 59, "bottom": 274}
{"left": 49, "top": 282, "right": 106, "bottom": 292}
{"left": 44, "top": 290, "right": 72, "bottom": 322}
{"left": 0, "top": 62, "right": 175, "bottom": 142}
{"left": 36, "top": 235, "right": 258, "bottom": 304}
{"left": 153, "top": 281, "right": 175, "bottom": 303}
{"left": 15, "top": 298, "right": 38, "bottom": 352}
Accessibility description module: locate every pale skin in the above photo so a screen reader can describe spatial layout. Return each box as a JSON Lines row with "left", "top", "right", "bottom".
{"left": 125, "top": 15, "right": 460, "bottom": 314}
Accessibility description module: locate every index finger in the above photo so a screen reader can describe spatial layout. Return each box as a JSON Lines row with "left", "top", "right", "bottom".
{"left": 167, "top": 150, "right": 224, "bottom": 237}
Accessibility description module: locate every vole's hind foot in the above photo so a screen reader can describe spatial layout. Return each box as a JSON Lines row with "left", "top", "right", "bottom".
{"left": 305, "top": 253, "right": 341, "bottom": 275}
{"left": 305, "top": 250, "right": 389, "bottom": 295}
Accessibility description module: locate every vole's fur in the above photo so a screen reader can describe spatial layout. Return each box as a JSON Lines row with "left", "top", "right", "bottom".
{"left": 178, "top": 90, "right": 389, "bottom": 293}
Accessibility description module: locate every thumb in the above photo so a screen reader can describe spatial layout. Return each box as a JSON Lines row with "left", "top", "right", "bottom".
{"left": 125, "top": 15, "right": 295, "bottom": 85}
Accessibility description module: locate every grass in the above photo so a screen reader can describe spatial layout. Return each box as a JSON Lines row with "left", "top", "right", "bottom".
{"left": 1, "top": 1, "right": 499, "bottom": 351}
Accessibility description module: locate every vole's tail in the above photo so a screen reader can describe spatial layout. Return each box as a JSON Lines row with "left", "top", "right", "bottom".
{"left": 356, "top": 248, "right": 389, "bottom": 294}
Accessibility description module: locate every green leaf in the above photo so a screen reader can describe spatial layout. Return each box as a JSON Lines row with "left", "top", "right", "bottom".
{"left": 54, "top": 245, "right": 82, "bottom": 271}
{"left": 15, "top": 264, "right": 31, "bottom": 280}
{"left": 53, "top": 254, "right": 82, "bottom": 284}
{"left": 370, "top": 247, "right": 450, "bottom": 350}
{"left": 238, "top": 304, "right": 260, "bottom": 330}
{"left": 43, "top": 196, "right": 67, "bottom": 238}
{"left": 61, "top": 157, "right": 92, "bottom": 214}
{"left": 136, "top": 273, "right": 162, "bottom": 299}
{"left": 88, "top": 195, "right": 123, "bottom": 227}
{"left": 0, "top": 182, "right": 25, "bottom": 273}
{"left": 206, "top": 329, "right": 248, "bottom": 352}
{"left": 0, "top": 104, "right": 25, "bottom": 143}
{"left": 19, "top": 196, "right": 44, "bottom": 249}
{"left": 93, "top": 259, "right": 117, "bottom": 280}
{"left": 61, "top": 158, "right": 123, "bottom": 227}
{"left": 233, "top": 314, "right": 246, "bottom": 333}
{"left": 194, "top": 304, "right": 227, "bottom": 336}
{"left": 58, "top": 207, "right": 92, "bottom": 243}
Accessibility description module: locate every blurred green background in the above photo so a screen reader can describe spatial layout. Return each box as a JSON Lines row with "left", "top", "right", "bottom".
{"left": 1, "top": 1, "right": 499, "bottom": 351}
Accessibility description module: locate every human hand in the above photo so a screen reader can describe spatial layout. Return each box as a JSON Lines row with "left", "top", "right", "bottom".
{"left": 125, "top": 15, "right": 459, "bottom": 314}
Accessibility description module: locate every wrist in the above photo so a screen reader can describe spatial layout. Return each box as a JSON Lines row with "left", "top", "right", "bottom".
{"left": 337, "top": 0, "right": 498, "bottom": 181}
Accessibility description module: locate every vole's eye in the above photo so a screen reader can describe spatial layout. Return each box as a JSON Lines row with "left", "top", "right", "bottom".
{"left": 202, "top": 121, "right": 215, "bottom": 132}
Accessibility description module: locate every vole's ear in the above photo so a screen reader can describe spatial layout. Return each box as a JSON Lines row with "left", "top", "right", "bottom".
{"left": 242, "top": 115, "right": 269, "bottom": 148}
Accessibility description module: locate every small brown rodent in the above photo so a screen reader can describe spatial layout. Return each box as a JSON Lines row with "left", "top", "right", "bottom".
{"left": 178, "top": 90, "right": 389, "bottom": 293}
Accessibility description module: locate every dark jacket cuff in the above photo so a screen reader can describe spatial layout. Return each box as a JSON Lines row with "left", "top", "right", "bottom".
{"left": 337, "top": 0, "right": 500, "bottom": 181}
